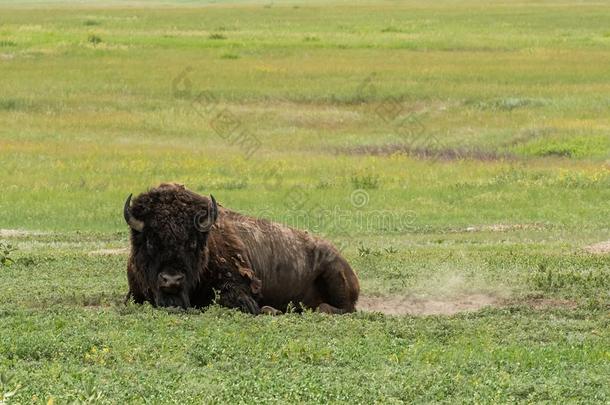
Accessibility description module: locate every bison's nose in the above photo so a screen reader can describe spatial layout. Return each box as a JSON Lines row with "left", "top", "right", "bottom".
{"left": 159, "top": 272, "right": 184, "bottom": 292}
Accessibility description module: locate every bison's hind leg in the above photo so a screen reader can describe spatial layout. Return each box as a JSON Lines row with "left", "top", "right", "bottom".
{"left": 314, "top": 254, "right": 359, "bottom": 314}
{"left": 316, "top": 302, "right": 350, "bottom": 314}
{"left": 261, "top": 305, "right": 283, "bottom": 315}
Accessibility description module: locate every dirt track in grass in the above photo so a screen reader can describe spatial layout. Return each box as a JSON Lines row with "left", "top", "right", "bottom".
{"left": 584, "top": 241, "right": 610, "bottom": 255}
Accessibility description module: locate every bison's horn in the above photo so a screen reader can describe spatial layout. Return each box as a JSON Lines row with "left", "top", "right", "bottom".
{"left": 124, "top": 194, "right": 144, "bottom": 232}
{"left": 210, "top": 194, "right": 218, "bottom": 223}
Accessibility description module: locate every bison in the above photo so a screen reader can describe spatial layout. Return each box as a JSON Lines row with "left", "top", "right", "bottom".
{"left": 124, "top": 183, "right": 359, "bottom": 314}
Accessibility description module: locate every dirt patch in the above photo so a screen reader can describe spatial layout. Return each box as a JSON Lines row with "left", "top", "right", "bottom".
{"left": 464, "top": 223, "right": 545, "bottom": 233}
{"left": 340, "top": 144, "right": 514, "bottom": 161}
{"left": 517, "top": 298, "right": 578, "bottom": 310}
{"left": 359, "top": 294, "right": 580, "bottom": 316}
{"left": 89, "top": 248, "right": 129, "bottom": 256}
{"left": 358, "top": 293, "right": 498, "bottom": 316}
{"left": 583, "top": 241, "right": 610, "bottom": 255}
{"left": 0, "top": 229, "right": 47, "bottom": 237}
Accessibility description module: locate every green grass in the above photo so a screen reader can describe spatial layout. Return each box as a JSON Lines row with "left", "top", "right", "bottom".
{"left": 0, "top": 0, "right": 609, "bottom": 403}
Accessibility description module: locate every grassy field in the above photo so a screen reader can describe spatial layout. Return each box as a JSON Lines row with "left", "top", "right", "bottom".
{"left": 1, "top": 0, "right": 609, "bottom": 402}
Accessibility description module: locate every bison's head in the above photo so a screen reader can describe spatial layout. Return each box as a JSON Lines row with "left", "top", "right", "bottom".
{"left": 124, "top": 183, "right": 218, "bottom": 308}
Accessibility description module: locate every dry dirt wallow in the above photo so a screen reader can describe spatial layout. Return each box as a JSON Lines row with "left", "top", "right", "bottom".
{"left": 358, "top": 293, "right": 498, "bottom": 316}
{"left": 358, "top": 294, "right": 579, "bottom": 316}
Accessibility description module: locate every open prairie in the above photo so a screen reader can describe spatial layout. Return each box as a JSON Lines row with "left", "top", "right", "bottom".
{"left": 0, "top": 0, "right": 609, "bottom": 402}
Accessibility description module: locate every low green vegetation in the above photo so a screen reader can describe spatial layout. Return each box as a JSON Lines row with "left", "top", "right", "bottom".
{"left": 0, "top": 0, "right": 608, "bottom": 402}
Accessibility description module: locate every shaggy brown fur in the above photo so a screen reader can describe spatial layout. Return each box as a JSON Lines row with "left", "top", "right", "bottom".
{"left": 125, "top": 183, "right": 359, "bottom": 314}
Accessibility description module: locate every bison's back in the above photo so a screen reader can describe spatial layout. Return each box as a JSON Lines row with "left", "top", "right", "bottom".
{"left": 226, "top": 212, "right": 328, "bottom": 305}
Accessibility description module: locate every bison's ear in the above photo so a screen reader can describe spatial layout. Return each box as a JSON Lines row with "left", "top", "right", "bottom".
{"left": 194, "top": 195, "right": 219, "bottom": 232}
{"left": 124, "top": 194, "right": 144, "bottom": 232}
